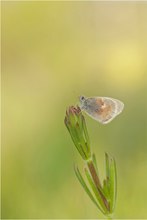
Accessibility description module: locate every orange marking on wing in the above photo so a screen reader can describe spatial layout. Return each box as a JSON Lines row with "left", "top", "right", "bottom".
{"left": 96, "top": 104, "right": 113, "bottom": 121}
{"left": 95, "top": 98, "right": 104, "bottom": 106}
{"left": 101, "top": 105, "right": 112, "bottom": 119}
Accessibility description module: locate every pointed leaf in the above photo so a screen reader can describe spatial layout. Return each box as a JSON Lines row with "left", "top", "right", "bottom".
{"left": 74, "top": 166, "right": 102, "bottom": 211}
{"left": 103, "top": 179, "right": 110, "bottom": 200}
{"left": 105, "top": 152, "right": 110, "bottom": 179}
{"left": 85, "top": 167, "right": 109, "bottom": 214}
{"left": 82, "top": 116, "right": 90, "bottom": 148}
{"left": 109, "top": 157, "right": 117, "bottom": 213}
{"left": 92, "top": 153, "right": 99, "bottom": 175}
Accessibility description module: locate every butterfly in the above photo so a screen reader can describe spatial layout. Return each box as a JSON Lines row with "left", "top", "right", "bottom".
{"left": 79, "top": 96, "right": 124, "bottom": 124}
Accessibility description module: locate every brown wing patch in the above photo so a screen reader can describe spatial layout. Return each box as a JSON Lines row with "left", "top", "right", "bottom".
{"left": 99, "top": 105, "right": 113, "bottom": 120}
{"left": 95, "top": 98, "right": 104, "bottom": 107}
{"left": 95, "top": 99, "right": 115, "bottom": 123}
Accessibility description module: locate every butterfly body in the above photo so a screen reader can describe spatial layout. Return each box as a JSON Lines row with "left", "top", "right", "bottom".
{"left": 79, "top": 96, "right": 124, "bottom": 124}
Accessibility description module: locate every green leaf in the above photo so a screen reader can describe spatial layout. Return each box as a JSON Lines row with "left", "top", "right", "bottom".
{"left": 74, "top": 166, "right": 102, "bottom": 211}
{"left": 102, "top": 153, "right": 111, "bottom": 199}
{"left": 68, "top": 124, "right": 87, "bottom": 160}
{"left": 82, "top": 116, "right": 90, "bottom": 148}
{"left": 69, "top": 131, "right": 87, "bottom": 160}
{"left": 109, "top": 157, "right": 117, "bottom": 213}
{"left": 92, "top": 153, "right": 99, "bottom": 174}
{"left": 64, "top": 106, "right": 91, "bottom": 160}
{"left": 103, "top": 179, "right": 110, "bottom": 200}
{"left": 84, "top": 167, "right": 109, "bottom": 214}
{"left": 105, "top": 152, "right": 110, "bottom": 179}
{"left": 70, "top": 121, "right": 89, "bottom": 160}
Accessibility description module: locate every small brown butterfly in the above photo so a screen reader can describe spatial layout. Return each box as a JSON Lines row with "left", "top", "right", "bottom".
{"left": 79, "top": 96, "right": 124, "bottom": 124}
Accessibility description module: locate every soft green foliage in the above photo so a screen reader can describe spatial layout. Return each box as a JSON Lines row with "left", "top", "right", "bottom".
{"left": 74, "top": 166, "right": 103, "bottom": 213}
{"left": 65, "top": 106, "right": 91, "bottom": 160}
{"left": 65, "top": 106, "right": 117, "bottom": 217}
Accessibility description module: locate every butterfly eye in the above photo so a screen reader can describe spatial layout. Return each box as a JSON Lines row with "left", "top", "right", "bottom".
{"left": 80, "top": 96, "right": 85, "bottom": 101}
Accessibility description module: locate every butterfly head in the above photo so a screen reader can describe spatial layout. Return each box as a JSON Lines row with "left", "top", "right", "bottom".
{"left": 79, "top": 96, "right": 87, "bottom": 109}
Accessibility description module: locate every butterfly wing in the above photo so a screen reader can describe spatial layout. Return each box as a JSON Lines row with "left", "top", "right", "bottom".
{"left": 84, "top": 97, "right": 124, "bottom": 124}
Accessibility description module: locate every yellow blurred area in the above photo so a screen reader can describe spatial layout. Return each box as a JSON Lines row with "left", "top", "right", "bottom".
{"left": 2, "top": 1, "right": 147, "bottom": 219}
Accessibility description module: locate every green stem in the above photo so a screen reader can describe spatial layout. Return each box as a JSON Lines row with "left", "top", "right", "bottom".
{"left": 87, "top": 159, "right": 102, "bottom": 188}
{"left": 87, "top": 159, "right": 110, "bottom": 212}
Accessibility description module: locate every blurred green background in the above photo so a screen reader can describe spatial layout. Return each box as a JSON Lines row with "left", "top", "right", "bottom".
{"left": 2, "top": 1, "right": 147, "bottom": 219}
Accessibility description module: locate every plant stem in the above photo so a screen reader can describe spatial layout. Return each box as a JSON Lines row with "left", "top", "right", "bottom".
{"left": 87, "top": 159, "right": 102, "bottom": 188}
{"left": 87, "top": 159, "right": 110, "bottom": 211}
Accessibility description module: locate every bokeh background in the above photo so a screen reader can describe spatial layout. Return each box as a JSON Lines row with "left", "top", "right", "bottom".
{"left": 2, "top": 1, "right": 147, "bottom": 219}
